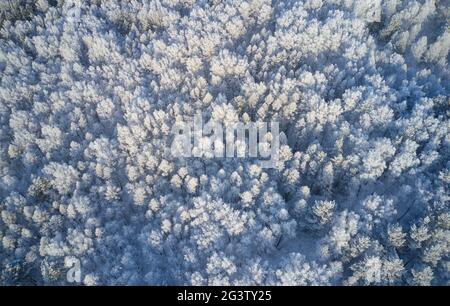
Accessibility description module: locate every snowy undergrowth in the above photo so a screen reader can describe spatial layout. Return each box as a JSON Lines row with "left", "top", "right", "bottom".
{"left": 0, "top": 0, "right": 449, "bottom": 285}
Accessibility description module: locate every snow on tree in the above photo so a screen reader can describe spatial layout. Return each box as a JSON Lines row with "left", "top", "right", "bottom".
{"left": 0, "top": 0, "right": 449, "bottom": 285}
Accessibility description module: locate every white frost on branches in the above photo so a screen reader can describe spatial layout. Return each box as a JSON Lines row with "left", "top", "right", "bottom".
{"left": 0, "top": 0, "right": 449, "bottom": 285}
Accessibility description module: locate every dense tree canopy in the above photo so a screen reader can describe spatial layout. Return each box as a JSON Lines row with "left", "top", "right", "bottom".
{"left": 0, "top": 0, "right": 449, "bottom": 285}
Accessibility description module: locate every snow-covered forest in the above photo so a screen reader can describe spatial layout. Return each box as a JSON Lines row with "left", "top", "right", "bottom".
{"left": 0, "top": 0, "right": 449, "bottom": 285}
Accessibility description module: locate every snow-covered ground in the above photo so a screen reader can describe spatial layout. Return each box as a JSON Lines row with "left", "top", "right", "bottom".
{"left": 0, "top": 0, "right": 449, "bottom": 285}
